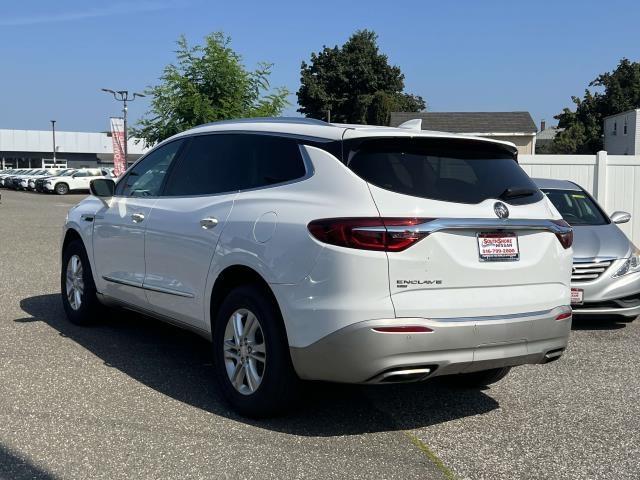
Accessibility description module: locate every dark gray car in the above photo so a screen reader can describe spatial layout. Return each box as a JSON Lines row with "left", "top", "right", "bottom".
{"left": 535, "top": 178, "right": 640, "bottom": 317}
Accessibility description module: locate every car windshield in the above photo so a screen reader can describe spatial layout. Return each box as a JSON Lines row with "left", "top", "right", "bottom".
{"left": 541, "top": 188, "right": 609, "bottom": 226}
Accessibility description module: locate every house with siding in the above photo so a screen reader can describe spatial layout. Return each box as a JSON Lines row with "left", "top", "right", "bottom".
{"left": 389, "top": 111, "right": 537, "bottom": 154}
{"left": 604, "top": 109, "right": 640, "bottom": 155}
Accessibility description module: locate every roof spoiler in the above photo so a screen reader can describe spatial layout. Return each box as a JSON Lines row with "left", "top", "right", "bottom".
{"left": 397, "top": 118, "right": 422, "bottom": 130}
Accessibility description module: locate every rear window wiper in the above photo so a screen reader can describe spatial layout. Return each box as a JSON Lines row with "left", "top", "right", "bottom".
{"left": 499, "top": 187, "right": 538, "bottom": 200}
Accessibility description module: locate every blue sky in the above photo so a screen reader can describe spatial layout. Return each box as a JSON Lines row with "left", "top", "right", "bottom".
{"left": 1, "top": 0, "right": 639, "bottom": 132}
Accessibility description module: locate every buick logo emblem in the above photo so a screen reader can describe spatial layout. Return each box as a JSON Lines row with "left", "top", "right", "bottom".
{"left": 494, "top": 202, "right": 509, "bottom": 219}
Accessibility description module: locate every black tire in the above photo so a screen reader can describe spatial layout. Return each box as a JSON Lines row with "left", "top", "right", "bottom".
{"left": 443, "top": 367, "right": 511, "bottom": 388}
{"left": 212, "top": 284, "right": 299, "bottom": 418}
{"left": 55, "top": 182, "right": 70, "bottom": 195}
{"left": 61, "top": 239, "right": 101, "bottom": 325}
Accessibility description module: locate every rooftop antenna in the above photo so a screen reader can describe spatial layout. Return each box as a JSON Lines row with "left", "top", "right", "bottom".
{"left": 397, "top": 118, "right": 422, "bottom": 130}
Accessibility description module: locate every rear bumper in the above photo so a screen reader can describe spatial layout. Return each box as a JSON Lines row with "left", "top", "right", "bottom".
{"left": 289, "top": 307, "right": 571, "bottom": 383}
{"left": 572, "top": 301, "right": 640, "bottom": 317}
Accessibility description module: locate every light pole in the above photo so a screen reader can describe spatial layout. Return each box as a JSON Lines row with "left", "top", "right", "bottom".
{"left": 101, "top": 88, "right": 145, "bottom": 164}
{"left": 50, "top": 120, "right": 57, "bottom": 166}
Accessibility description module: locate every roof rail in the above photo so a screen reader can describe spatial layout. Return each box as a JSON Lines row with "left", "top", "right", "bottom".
{"left": 198, "top": 117, "right": 331, "bottom": 128}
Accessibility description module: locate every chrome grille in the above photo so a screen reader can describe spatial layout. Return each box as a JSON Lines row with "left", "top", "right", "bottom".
{"left": 572, "top": 260, "right": 612, "bottom": 282}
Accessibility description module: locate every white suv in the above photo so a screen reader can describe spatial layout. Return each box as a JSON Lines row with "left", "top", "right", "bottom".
{"left": 46, "top": 168, "right": 107, "bottom": 195}
{"left": 61, "top": 118, "right": 573, "bottom": 417}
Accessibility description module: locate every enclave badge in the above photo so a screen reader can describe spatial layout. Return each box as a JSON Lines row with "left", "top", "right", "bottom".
{"left": 494, "top": 201, "right": 510, "bottom": 219}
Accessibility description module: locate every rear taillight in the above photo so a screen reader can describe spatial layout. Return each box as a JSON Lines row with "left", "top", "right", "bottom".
{"left": 307, "top": 218, "right": 431, "bottom": 252}
{"left": 552, "top": 219, "right": 573, "bottom": 249}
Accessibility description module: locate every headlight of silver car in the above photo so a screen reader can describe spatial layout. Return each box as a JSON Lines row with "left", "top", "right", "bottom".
{"left": 613, "top": 245, "right": 640, "bottom": 277}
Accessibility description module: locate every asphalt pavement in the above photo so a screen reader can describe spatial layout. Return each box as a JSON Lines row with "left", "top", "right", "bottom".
{"left": 1, "top": 189, "right": 638, "bottom": 479}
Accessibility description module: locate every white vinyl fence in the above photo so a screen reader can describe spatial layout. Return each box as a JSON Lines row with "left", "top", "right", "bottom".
{"left": 519, "top": 152, "right": 640, "bottom": 245}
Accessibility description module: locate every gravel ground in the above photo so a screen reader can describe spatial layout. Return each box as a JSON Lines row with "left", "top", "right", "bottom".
{"left": 1, "top": 188, "right": 638, "bottom": 480}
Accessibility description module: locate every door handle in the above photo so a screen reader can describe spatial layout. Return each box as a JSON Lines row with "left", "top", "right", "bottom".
{"left": 200, "top": 217, "right": 219, "bottom": 229}
{"left": 131, "top": 213, "right": 145, "bottom": 223}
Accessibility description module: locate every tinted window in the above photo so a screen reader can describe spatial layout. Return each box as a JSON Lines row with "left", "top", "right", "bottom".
{"left": 541, "top": 188, "right": 609, "bottom": 226}
{"left": 346, "top": 138, "right": 542, "bottom": 205}
{"left": 116, "top": 140, "right": 183, "bottom": 197}
{"left": 164, "top": 134, "right": 306, "bottom": 196}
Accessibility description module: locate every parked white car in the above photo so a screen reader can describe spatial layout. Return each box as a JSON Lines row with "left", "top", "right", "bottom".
{"left": 61, "top": 118, "right": 573, "bottom": 417}
{"left": 45, "top": 168, "right": 107, "bottom": 194}
{"left": 27, "top": 169, "right": 72, "bottom": 190}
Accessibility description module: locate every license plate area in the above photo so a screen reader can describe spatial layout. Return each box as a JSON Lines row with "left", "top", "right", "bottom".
{"left": 571, "top": 288, "right": 584, "bottom": 305}
{"left": 477, "top": 232, "right": 519, "bottom": 262}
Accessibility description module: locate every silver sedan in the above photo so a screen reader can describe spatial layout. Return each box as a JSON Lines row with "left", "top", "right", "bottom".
{"left": 535, "top": 178, "right": 640, "bottom": 318}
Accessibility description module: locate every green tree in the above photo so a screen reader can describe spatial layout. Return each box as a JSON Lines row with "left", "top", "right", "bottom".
{"left": 133, "top": 32, "right": 289, "bottom": 145}
{"left": 297, "top": 30, "right": 425, "bottom": 125}
{"left": 552, "top": 58, "right": 640, "bottom": 153}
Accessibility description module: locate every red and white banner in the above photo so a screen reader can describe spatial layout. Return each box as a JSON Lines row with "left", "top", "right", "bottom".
{"left": 110, "top": 117, "right": 126, "bottom": 177}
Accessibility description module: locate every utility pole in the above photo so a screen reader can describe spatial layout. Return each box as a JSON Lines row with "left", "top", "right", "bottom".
{"left": 50, "top": 120, "right": 57, "bottom": 166}
{"left": 101, "top": 89, "right": 145, "bottom": 164}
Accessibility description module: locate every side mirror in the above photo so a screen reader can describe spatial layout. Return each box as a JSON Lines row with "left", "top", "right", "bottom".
{"left": 610, "top": 211, "right": 631, "bottom": 224}
{"left": 90, "top": 178, "right": 115, "bottom": 198}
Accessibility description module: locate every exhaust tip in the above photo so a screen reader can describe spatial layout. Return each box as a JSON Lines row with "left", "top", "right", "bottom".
{"left": 370, "top": 366, "right": 434, "bottom": 384}
{"left": 544, "top": 348, "right": 565, "bottom": 363}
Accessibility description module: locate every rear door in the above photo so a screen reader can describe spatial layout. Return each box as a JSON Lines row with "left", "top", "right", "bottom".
{"left": 343, "top": 134, "right": 572, "bottom": 319}
{"left": 142, "top": 134, "right": 238, "bottom": 330}
{"left": 143, "top": 133, "right": 310, "bottom": 330}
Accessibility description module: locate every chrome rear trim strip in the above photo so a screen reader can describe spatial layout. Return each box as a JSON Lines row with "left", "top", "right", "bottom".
{"left": 429, "top": 308, "right": 555, "bottom": 323}
{"left": 356, "top": 218, "right": 571, "bottom": 235}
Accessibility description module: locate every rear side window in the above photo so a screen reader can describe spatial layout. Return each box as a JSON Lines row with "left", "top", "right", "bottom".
{"left": 163, "top": 133, "right": 306, "bottom": 196}
{"left": 346, "top": 137, "right": 543, "bottom": 205}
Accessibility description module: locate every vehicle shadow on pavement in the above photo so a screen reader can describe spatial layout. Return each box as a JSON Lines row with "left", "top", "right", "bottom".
{"left": 571, "top": 315, "right": 633, "bottom": 331}
{"left": 18, "top": 294, "right": 500, "bottom": 436}
{"left": 0, "top": 444, "right": 56, "bottom": 480}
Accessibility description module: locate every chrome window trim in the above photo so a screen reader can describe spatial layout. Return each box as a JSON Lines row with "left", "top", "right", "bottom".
{"left": 115, "top": 131, "right": 322, "bottom": 200}
{"left": 154, "top": 143, "right": 315, "bottom": 200}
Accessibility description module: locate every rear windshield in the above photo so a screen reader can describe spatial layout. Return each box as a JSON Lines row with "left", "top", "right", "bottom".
{"left": 541, "top": 188, "right": 609, "bottom": 226}
{"left": 345, "top": 137, "right": 543, "bottom": 205}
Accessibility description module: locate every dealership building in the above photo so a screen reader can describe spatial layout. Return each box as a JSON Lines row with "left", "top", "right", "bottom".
{"left": 0, "top": 128, "right": 149, "bottom": 170}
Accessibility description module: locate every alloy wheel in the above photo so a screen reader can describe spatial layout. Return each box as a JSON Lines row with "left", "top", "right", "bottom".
{"left": 65, "top": 254, "right": 84, "bottom": 311}
{"left": 223, "top": 308, "right": 267, "bottom": 395}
